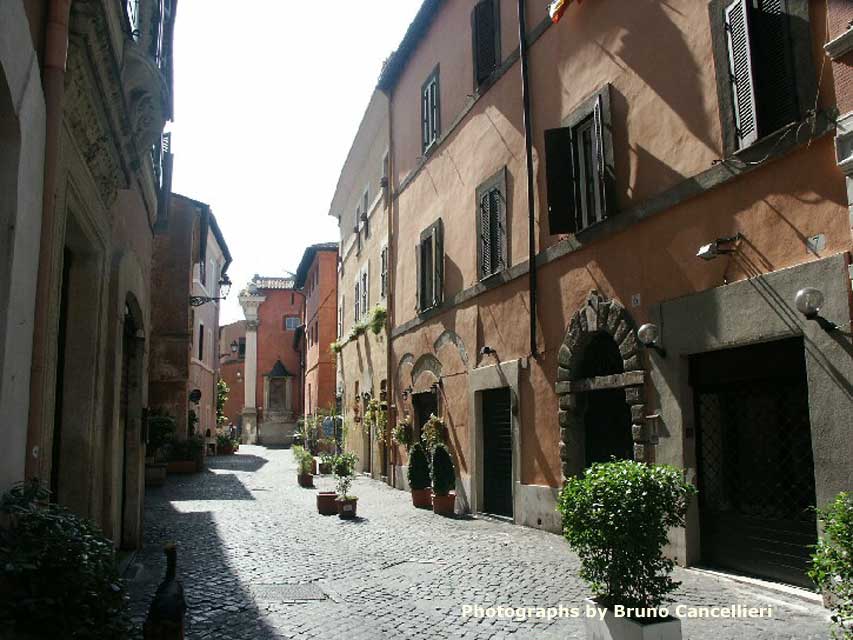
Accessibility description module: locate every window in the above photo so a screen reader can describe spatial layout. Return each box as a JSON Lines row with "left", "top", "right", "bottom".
{"left": 197, "top": 322, "right": 205, "bottom": 361}
{"left": 360, "top": 264, "right": 369, "bottom": 317}
{"left": 380, "top": 245, "right": 388, "bottom": 299}
{"left": 421, "top": 67, "right": 441, "bottom": 152}
{"left": 544, "top": 84, "right": 615, "bottom": 235}
{"left": 472, "top": 0, "right": 500, "bottom": 88}
{"left": 337, "top": 298, "right": 343, "bottom": 338}
{"left": 416, "top": 219, "right": 444, "bottom": 312}
{"left": 354, "top": 279, "right": 361, "bottom": 323}
{"left": 710, "top": 0, "right": 814, "bottom": 154}
{"left": 238, "top": 337, "right": 246, "bottom": 358}
{"left": 476, "top": 167, "right": 507, "bottom": 279}
{"left": 284, "top": 316, "right": 299, "bottom": 331}
{"left": 362, "top": 189, "right": 370, "bottom": 237}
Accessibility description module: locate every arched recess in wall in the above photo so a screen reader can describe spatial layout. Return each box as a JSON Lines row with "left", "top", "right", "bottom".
{"left": 397, "top": 352, "right": 415, "bottom": 392}
{"left": 556, "top": 291, "right": 649, "bottom": 480}
{"left": 411, "top": 353, "right": 443, "bottom": 393}
{"left": 433, "top": 329, "right": 470, "bottom": 370}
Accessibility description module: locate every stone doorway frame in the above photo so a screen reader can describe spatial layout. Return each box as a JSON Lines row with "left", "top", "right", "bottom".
{"left": 556, "top": 291, "right": 650, "bottom": 480}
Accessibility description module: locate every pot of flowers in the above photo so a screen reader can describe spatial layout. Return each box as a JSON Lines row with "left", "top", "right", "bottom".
{"left": 407, "top": 442, "right": 432, "bottom": 508}
{"left": 293, "top": 445, "right": 314, "bottom": 488}
{"left": 430, "top": 444, "right": 456, "bottom": 516}
{"left": 558, "top": 459, "right": 696, "bottom": 640}
{"left": 333, "top": 451, "right": 359, "bottom": 519}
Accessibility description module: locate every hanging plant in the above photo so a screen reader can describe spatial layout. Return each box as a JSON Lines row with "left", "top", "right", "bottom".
{"left": 369, "top": 305, "right": 387, "bottom": 335}
{"left": 330, "top": 341, "right": 342, "bottom": 354}
{"left": 421, "top": 413, "right": 448, "bottom": 449}
{"left": 392, "top": 421, "right": 413, "bottom": 449}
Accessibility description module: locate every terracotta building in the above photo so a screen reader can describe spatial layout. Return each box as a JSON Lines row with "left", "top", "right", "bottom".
{"left": 328, "top": 91, "right": 391, "bottom": 478}
{"left": 238, "top": 275, "right": 304, "bottom": 445}
{"left": 1, "top": 0, "right": 176, "bottom": 550}
{"left": 295, "top": 244, "right": 340, "bottom": 422}
{"left": 367, "top": 0, "right": 853, "bottom": 589}
{"left": 149, "top": 194, "right": 232, "bottom": 440}
{"left": 218, "top": 320, "right": 247, "bottom": 427}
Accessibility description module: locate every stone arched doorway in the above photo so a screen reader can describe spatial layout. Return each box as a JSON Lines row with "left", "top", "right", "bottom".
{"left": 556, "top": 291, "right": 649, "bottom": 480}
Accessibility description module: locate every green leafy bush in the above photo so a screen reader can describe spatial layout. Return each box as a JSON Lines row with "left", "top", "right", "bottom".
{"left": 421, "top": 414, "right": 447, "bottom": 449}
{"left": 430, "top": 444, "right": 455, "bottom": 496}
{"left": 407, "top": 442, "right": 431, "bottom": 491}
{"left": 297, "top": 448, "right": 315, "bottom": 475}
{"left": 809, "top": 492, "right": 853, "bottom": 638}
{"left": 167, "top": 434, "right": 204, "bottom": 463}
{"left": 333, "top": 451, "right": 359, "bottom": 499}
{"left": 558, "top": 460, "right": 696, "bottom": 611}
{"left": 0, "top": 481, "right": 132, "bottom": 639}
{"left": 392, "top": 421, "right": 413, "bottom": 449}
{"left": 146, "top": 413, "right": 176, "bottom": 460}
{"left": 369, "top": 305, "right": 387, "bottom": 335}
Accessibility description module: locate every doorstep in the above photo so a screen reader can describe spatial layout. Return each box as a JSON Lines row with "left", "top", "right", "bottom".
{"left": 684, "top": 566, "right": 822, "bottom": 605}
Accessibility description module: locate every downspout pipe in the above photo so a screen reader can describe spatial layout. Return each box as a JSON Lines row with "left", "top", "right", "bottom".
{"left": 27, "top": 0, "right": 72, "bottom": 480}
{"left": 517, "top": 0, "right": 538, "bottom": 357}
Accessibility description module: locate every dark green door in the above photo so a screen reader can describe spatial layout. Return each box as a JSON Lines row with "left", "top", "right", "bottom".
{"left": 483, "top": 388, "right": 513, "bottom": 518}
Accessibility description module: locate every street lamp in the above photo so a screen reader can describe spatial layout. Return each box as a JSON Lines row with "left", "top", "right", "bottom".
{"left": 190, "top": 273, "right": 232, "bottom": 307}
{"left": 230, "top": 340, "right": 239, "bottom": 355}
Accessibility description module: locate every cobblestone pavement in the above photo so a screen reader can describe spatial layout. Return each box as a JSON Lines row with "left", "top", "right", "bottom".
{"left": 127, "top": 446, "right": 831, "bottom": 640}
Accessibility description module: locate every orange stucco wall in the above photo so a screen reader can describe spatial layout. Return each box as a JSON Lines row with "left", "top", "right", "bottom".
{"left": 387, "top": 0, "right": 849, "bottom": 491}
{"left": 303, "top": 250, "right": 338, "bottom": 415}
{"left": 256, "top": 288, "right": 304, "bottom": 417}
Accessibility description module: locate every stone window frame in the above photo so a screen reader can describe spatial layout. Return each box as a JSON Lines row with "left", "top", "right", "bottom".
{"left": 475, "top": 166, "right": 508, "bottom": 281}
{"left": 421, "top": 65, "right": 441, "bottom": 154}
{"left": 708, "top": 0, "right": 816, "bottom": 157}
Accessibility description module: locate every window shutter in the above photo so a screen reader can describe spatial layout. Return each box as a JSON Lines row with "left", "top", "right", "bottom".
{"left": 725, "top": 0, "right": 759, "bottom": 148}
{"left": 592, "top": 96, "right": 609, "bottom": 219}
{"left": 752, "top": 0, "right": 798, "bottom": 136}
{"left": 433, "top": 220, "right": 444, "bottom": 306}
{"left": 422, "top": 88, "right": 430, "bottom": 150}
{"left": 491, "top": 189, "right": 503, "bottom": 270}
{"left": 415, "top": 242, "right": 421, "bottom": 311}
{"left": 479, "top": 192, "right": 492, "bottom": 279}
{"left": 544, "top": 127, "right": 578, "bottom": 234}
{"left": 473, "top": 0, "right": 498, "bottom": 86}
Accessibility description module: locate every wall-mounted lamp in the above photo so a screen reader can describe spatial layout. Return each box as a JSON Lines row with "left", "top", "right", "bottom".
{"left": 696, "top": 233, "right": 742, "bottom": 261}
{"left": 480, "top": 346, "right": 496, "bottom": 357}
{"left": 361, "top": 391, "right": 372, "bottom": 401}
{"left": 230, "top": 340, "right": 238, "bottom": 354}
{"left": 190, "top": 273, "right": 232, "bottom": 307}
{"left": 431, "top": 380, "right": 442, "bottom": 392}
{"left": 401, "top": 385, "right": 413, "bottom": 400}
{"left": 795, "top": 288, "right": 837, "bottom": 332}
{"left": 637, "top": 323, "right": 667, "bottom": 357}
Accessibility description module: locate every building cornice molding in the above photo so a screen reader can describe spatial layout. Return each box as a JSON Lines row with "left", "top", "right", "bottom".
{"left": 825, "top": 26, "right": 853, "bottom": 60}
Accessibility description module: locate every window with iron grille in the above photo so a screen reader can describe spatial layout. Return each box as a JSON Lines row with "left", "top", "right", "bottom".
{"left": 421, "top": 67, "right": 441, "bottom": 152}
{"left": 710, "top": 0, "right": 815, "bottom": 155}
{"left": 416, "top": 219, "right": 444, "bottom": 313}
{"left": 544, "top": 84, "right": 615, "bottom": 235}
{"left": 476, "top": 168, "right": 507, "bottom": 280}
{"left": 380, "top": 245, "right": 388, "bottom": 299}
{"left": 472, "top": 0, "right": 501, "bottom": 88}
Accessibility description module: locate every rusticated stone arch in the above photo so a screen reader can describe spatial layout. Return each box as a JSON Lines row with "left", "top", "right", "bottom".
{"left": 556, "top": 291, "right": 649, "bottom": 480}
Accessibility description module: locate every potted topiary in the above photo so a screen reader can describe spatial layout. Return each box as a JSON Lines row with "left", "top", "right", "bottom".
{"left": 808, "top": 492, "right": 853, "bottom": 638}
{"left": 333, "top": 451, "right": 359, "bottom": 519}
{"left": 407, "top": 442, "right": 432, "bottom": 508}
{"left": 145, "top": 413, "right": 176, "bottom": 486}
{"left": 558, "top": 459, "right": 697, "bottom": 640}
{"left": 430, "top": 443, "right": 456, "bottom": 515}
{"left": 296, "top": 447, "right": 314, "bottom": 488}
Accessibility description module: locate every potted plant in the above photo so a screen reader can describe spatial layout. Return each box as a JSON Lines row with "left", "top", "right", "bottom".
{"left": 808, "top": 492, "right": 853, "bottom": 638}
{"left": 166, "top": 434, "right": 204, "bottom": 473}
{"left": 145, "top": 413, "right": 175, "bottom": 486}
{"left": 318, "top": 449, "right": 335, "bottom": 475}
{"left": 430, "top": 443, "right": 456, "bottom": 515}
{"left": 558, "top": 460, "right": 696, "bottom": 640}
{"left": 216, "top": 433, "right": 236, "bottom": 455}
{"left": 392, "top": 417, "right": 413, "bottom": 449}
{"left": 407, "top": 442, "right": 432, "bottom": 508}
{"left": 296, "top": 447, "right": 314, "bottom": 488}
{"left": 333, "top": 451, "right": 359, "bottom": 519}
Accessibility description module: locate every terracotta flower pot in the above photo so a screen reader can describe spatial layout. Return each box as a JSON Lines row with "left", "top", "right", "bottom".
{"left": 297, "top": 473, "right": 314, "bottom": 488}
{"left": 317, "top": 491, "right": 337, "bottom": 515}
{"left": 411, "top": 487, "right": 432, "bottom": 508}
{"left": 432, "top": 491, "right": 455, "bottom": 516}
{"left": 337, "top": 497, "right": 358, "bottom": 519}
{"left": 167, "top": 460, "right": 197, "bottom": 474}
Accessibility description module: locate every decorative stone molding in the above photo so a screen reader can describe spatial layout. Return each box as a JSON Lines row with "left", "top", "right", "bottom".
{"left": 556, "top": 291, "right": 650, "bottom": 479}
{"left": 122, "top": 43, "right": 170, "bottom": 148}
{"left": 825, "top": 26, "right": 853, "bottom": 60}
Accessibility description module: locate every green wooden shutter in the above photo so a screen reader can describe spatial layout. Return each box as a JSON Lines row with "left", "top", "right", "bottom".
{"left": 592, "top": 96, "right": 608, "bottom": 219}
{"left": 415, "top": 242, "right": 421, "bottom": 311}
{"left": 544, "top": 127, "right": 578, "bottom": 234}
{"left": 489, "top": 189, "right": 502, "bottom": 271}
{"left": 433, "top": 220, "right": 444, "bottom": 306}
{"left": 473, "top": 0, "right": 499, "bottom": 86}
{"left": 479, "top": 192, "right": 492, "bottom": 278}
{"left": 752, "top": 0, "right": 798, "bottom": 136}
{"left": 725, "top": 0, "right": 759, "bottom": 148}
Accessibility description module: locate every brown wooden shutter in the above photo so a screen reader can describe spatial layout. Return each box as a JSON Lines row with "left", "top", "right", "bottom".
{"left": 592, "top": 96, "right": 609, "bottom": 219}
{"left": 415, "top": 242, "right": 421, "bottom": 311}
{"left": 752, "top": 0, "right": 798, "bottom": 136}
{"left": 725, "top": 0, "right": 759, "bottom": 149}
{"left": 544, "top": 127, "right": 578, "bottom": 234}
{"left": 479, "top": 193, "right": 492, "bottom": 278}
{"left": 473, "top": 0, "right": 499, "bottom": 86}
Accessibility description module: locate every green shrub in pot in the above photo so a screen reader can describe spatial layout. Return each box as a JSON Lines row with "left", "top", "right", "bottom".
{"left": 407, "top": 442, "right": 431, "bottom": 491}
{"left": 808, "top": 492, "right": 853, "bottom": 639}
{"left": 430, "top": 444, "right": 455, "bottom": 497}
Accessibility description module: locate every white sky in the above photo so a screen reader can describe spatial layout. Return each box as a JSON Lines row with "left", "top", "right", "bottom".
{"left": 170, "top": 1, "right": 423, "bottom": 324}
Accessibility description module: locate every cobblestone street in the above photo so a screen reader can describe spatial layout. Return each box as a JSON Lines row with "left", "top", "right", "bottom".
{"left": 127, "top": 446, "right": 831, "bottom": 640}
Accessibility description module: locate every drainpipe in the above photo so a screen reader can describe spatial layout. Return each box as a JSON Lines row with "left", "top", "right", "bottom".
{"left": 517, "top": 0, "right": 538, "bottom": 357}
{"left": 26, "top": 0, "right": 72, "bottom": 480}
{"left": 384, "top": 91, "right": 396, "bottom": 488}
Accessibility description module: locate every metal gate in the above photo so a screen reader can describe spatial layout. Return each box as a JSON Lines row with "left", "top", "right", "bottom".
{"left": 483, "top": 388, "right": 513, "bottom": 518}
{"left": 691, "top": 338, "right": 817, "bottom": 587}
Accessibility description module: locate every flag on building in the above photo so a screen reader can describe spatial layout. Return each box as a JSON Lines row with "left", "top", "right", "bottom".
{"left": 548, "top": 0, "right": 570, "bottom": 24}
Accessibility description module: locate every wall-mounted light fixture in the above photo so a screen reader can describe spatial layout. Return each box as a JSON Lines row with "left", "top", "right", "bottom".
{"left": 230, "top": 340, "right": 238, "bottom": 354}
{"left": 190, "top": 273, "right": 232, "bottom": 307}
{"left": 480, "top": 346, "right": 496, "bottom": 357}
{"left": 637, "top": 323, "right": 667, "bottom": 357}
{"left": 401, "top": 385, "right": 413, "bottom": 400}
{"left": 795, "top": 287, "right": 837, "bottom": 332}
{"left": 361, "top": 391, "right": 372, "bottom": 401}
{"left": 696, "top": 233, "right": 742, "bottom": 261}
